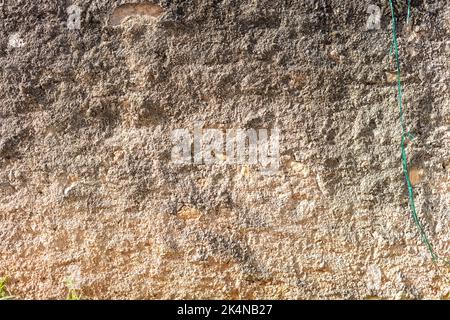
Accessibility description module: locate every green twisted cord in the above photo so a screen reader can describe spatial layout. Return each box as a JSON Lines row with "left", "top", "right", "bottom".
{"left": 389, "top": 1, "right": 412, "bottom": 56}
{"left": 406, "top": 0, "right": 411, "bottom": 24}
{"left": 388, "top": 0, "right": 443, "bottom": 262}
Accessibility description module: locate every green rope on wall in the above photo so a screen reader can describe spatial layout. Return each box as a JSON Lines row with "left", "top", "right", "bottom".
{"left": 406, "top": 0, "right": 412, "bottom": 24}
{"left": 388, "top": 0, "right": 449, "bottom": 264}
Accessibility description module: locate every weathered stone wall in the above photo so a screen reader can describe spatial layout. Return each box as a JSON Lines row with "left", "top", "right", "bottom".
{"left": 0, "top": 0, "right": 449, "bottom": 299}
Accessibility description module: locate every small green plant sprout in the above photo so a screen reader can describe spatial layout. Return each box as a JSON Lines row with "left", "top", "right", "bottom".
{"left": 65, "top": 278, "right": 81, "bottom": 300}
{"left": 0, "top": 277, "right": 14, "bottom": 300}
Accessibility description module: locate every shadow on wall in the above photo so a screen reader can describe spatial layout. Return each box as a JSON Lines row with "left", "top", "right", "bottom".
{"left": 109, "top": 2, "right": 164, "bottom": 26}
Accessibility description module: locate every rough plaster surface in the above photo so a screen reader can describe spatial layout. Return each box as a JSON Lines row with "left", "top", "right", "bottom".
{"left": 0, "top": 0, "right": 449, "bottom": 299}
